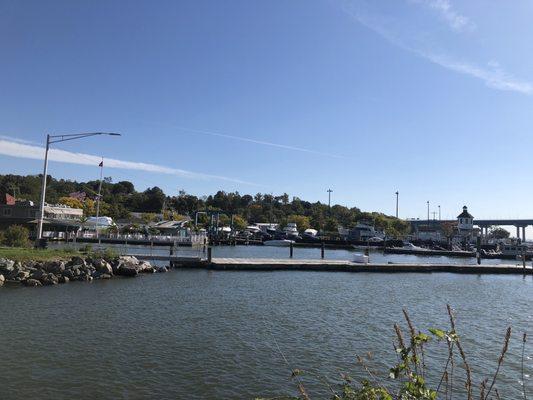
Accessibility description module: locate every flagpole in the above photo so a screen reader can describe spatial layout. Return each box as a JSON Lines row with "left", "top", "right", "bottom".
{"left": 95, "top": 157, "right": 104, "bottom": 238}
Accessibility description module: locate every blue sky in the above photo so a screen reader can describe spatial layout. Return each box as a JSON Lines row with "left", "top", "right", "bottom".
{"left": 1, "top": 0, "right": 533, "bottom": 221}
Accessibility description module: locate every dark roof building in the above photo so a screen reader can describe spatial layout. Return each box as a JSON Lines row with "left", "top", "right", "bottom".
{"left": 457, "top": 206, "right": 473, "bottom": 219}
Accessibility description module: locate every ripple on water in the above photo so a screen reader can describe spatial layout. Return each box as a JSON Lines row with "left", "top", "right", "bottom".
{"left": 0, "top": 269, "right": 532, "bottom": 399}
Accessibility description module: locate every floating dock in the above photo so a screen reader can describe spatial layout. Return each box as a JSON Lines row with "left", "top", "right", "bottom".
{"left": 208, "top": 258, "right": 532, "bottom": 274}
{"left": 129, "top": 254, "right": 533, "bottom": 275}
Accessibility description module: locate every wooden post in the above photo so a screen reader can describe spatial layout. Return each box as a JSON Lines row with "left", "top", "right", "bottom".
{"left": 169, "top": 245, "right": 174, "bottom": 268}
{"left": 476, "top": 236, "right": 481, "bottom": 265}
{"left": 321, "top": 242, "right": 325, "bottom": 259}
{"left": 207, "top": 247, "right": 212, "bottom": 263}
{"left": 522, "top": 246, "right": 526, "bottom": 270}
{"left": 289, "top": 241, "right": 293, "bottom": 258}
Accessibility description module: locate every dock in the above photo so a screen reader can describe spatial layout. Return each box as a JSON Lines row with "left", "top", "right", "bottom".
{"left": 208, "top": 258, "right": 532, "bottom": 274}
{"left": 128, "top": 254, "right": 533, "bottom": 275}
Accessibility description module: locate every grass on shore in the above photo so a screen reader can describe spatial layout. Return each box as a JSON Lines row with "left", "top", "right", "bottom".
{"left": 0, "top": 247, "right": 82, "bottom": 262}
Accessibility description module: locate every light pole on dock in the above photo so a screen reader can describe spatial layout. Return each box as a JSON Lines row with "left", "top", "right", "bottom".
{"left": 37, "top": 132, "right": 121, "bottom": 241}
{"left": 438, "top": 205, "right": 441, "bottom": 221}
{"left": 427, "top": 201, "right": 430, "bottom": 225}
{"left": 395, "top": 191, "right": 399, "bottom": 218}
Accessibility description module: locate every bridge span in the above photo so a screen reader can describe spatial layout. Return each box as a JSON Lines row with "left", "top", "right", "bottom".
{"left": 408, "top": 219, "right": 533, "bottom": 241}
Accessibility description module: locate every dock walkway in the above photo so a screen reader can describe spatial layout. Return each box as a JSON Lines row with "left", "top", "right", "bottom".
{"left": 209, "top": 258, "right": 533, "bottom": 274}
{"left": 127, "top": 255, "right": 533, "bottom": 275}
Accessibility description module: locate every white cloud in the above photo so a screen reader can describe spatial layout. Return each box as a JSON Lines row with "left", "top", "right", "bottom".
{"left": 0, "top": 138, "right": 256, "bottom": 185}
{"left": 423, "top": 53, "right": 533, "bottom": 94}
{"left": 342, "top": 2, "right": 533, "bottom": 95}
{"left": 146, "top": 123, "right": 349, "bottom": 159}
{"left": 413, "top": 0, "right": 475, "bottom": 32}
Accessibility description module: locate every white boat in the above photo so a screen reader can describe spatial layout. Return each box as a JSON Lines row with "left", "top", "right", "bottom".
{"left": 283, "top": 222, "right": 299, "bottom": 238}
{"left": 353, "top": 253, "right": 369, "bottom": 264}
{"left": 263, "top": 239, "right": 295, "bottom": 247}
{"left": 402, "top": 242, "right": 429, "bottom": 251}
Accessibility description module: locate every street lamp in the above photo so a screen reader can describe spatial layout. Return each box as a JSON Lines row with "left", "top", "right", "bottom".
{"left": 327, "top": 189, "right": 333, "bottom": 208}
{"left": 427, "top": 201, "right": 430, "bottom": 225}
{"left": 395, "top": 191, "right": 399, "bottom": 218}
{"left": 37, "top": 132, "right": 121, "bottom": 241}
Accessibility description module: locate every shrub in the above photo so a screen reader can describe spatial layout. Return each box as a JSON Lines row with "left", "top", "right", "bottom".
{"left": 2, "top": 225, "right": 31, "bottom": 248}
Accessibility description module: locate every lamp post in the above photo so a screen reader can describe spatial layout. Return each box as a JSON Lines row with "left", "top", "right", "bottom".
{"left": 37, "top": 132, "right": 121, "bottom": 241}
{"left": 438, "top": 205, "right": 441, "bottom": 221}
{"left": 327, "top": 189, "right": 333, "bottom": 209}
{"left": 395, "top": 191, "right": 399, "bottom": 218}
{"left": 427, "top": 201, "right": 430, "bottom": 225}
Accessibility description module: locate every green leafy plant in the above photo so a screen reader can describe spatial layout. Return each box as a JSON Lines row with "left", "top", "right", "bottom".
{"left": 1, "top": 225, "right": 30, "bottom": 247}
{"left": 265, "top": 305, "right": 522, "bottom": 400}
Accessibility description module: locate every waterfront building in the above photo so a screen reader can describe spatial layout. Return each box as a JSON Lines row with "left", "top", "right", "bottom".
{"left": 0, "top": 195, "right": 83, "bottom": 235}
{"left": 457, "top": 205, "right": 474, "bottom": 240}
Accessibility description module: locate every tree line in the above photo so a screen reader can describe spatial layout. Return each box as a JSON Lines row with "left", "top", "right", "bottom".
{"left": 0, "top": 174, "right": 410, "bottom": 236}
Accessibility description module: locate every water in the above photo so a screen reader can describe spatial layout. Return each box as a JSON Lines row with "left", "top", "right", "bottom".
{"left": 1, "top": 246, "right": 532, "bottom": 399}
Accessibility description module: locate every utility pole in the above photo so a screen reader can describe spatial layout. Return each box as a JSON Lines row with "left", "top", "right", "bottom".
{"left": 427, "top": 201, "right": 430, "bottom": 226}
{"left": 438, "top": 205, "right": 441, "bottom": 221}
{"left": 395, "top": 191, "right": 399, "bottom": 218}
{"left": 37, "top": 132, "right": 121, "bottom": 241}
{"left": 327, "top": 189, "right": 333, "bottom": 209}
{"left": 95, "top": 158, "right": 104, "bottom": 238}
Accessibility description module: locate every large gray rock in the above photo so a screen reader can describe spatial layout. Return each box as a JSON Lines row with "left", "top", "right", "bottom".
{"left": 138, "top": 261, "right": 154, "bottom": 274}
{"left": 0, "top": 258, "right": 15, "bottom": 273}
{"left": 41, "top": 273, "right": 59, "bottom": 286}
{"left": 15, "top": 271, "right": 30, "bottom": 281}
{"left": 30, "top": 270, "right": 46, "bottom": 281}
{"left": 24, "top": 279, "right": 42, "bottom": 287}
{"left": 116, "top": 265, "right": 138, "bottom": 277}
{"left": 58, "top": 275, "right": 70, "bottom": 284}
{"left": 94, "top": 260, "right": 113, "bottom": 275}
{"left": 0, "top": 274, "right": 4, "bottom": 286}
{"left": 67, "top": 256, "right": 86, "bottom": 268}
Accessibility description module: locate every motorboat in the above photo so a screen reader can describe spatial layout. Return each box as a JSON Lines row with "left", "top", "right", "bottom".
{"left": 402, "top": 242, "right": 429, "bottom": 251}
{"left": 353, "top": 253, "right": 369, "bottom": 264}
{"left": 367, "top": 236, "right": 384, "bottom": 243}
{"left": 263, "top": 239, "right": 295, "bottom": 247}
{"left": 283, "top": 222, "right": 299, "bottom": 238}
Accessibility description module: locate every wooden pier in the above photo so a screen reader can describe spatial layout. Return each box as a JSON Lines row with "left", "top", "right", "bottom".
{"left": 208, "top": 258, "right": 532, "bottom": 274}
{"left": 128, "top": 254, "right": 533, "bottom": 275}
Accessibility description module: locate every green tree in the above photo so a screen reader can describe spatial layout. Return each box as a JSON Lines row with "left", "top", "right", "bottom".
{"left": 490, "top": 226, "right": 510, "bottom": 239}
{"left": 232, "top": 215, "right": 247, "bottom": 231}
{"left": 2, "top": 225, "right": 30, "bottom": 247}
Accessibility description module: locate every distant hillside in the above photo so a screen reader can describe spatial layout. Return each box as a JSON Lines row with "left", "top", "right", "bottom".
{"left": 0, "top": 174, "right": 409, "bottom": 236}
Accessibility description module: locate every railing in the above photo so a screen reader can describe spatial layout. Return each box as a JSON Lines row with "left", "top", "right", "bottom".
{"left": 67, "top": 232, "right": 207, "bottom": 245}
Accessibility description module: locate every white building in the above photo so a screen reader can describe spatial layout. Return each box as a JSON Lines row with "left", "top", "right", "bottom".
{"left": 457, "top": 206, "right": 474, "bottom": 239}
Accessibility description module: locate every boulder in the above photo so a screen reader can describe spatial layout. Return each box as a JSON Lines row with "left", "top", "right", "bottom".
{"left": 139, "top": 261, "right": 155, "bottom": 274}
{"left": 41, "top": 273, "right": 59, "bottom": 286}
{"left": 0, "top": 258, "right": 15, "bottom": 274}
{"left": 156, "top": 266, "right": 168, "bottom": 273}
{"left": 58, "top": 275, "right": 70, "bottom": 284}
{"left": 30, "top": 270, "right": 46, "bottom": 281}
{"left": 117, "top": 265, "right": 138, "bottom": 277}
{"left": 95, "top": 261, "right": 113, "bottom": 275}
{"left": 62, "top": 270, "right": 75, "bottom": 280}
{"left": 67, "top": 256, "right": 86, "bottom": 268}
{"left": 15, "top": 271, "right": 30, "bottom": 281}
{"left": 24, "top": 279, "right": 42, "bottom": 287}
{"left": 0, "top": 274, "right": 4, "bottom": 286}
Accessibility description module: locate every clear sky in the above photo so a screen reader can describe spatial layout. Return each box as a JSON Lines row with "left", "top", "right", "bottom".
{"left": 1, "top": 0, "right": 533, "bottom": 221}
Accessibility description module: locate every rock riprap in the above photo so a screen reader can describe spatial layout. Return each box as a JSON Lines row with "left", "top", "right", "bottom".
{"left": 0, "top": 256, "right": 159, "bottom": 288}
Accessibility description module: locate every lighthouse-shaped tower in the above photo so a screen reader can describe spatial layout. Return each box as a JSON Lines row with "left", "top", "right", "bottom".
{"left": 457, "top": 205, "right": 474, "bottom": 237}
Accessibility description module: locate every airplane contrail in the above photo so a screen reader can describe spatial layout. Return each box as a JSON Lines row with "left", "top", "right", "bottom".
{"left": 147, "top": 123, "right": 349, "bottom": 159}
{"left": 0, "top": 138, "right": 257, "bottom": 185}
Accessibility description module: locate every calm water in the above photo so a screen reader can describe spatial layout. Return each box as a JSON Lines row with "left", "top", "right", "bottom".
{"left": 1, "top": 246, "right": 532, "bottom": 399}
